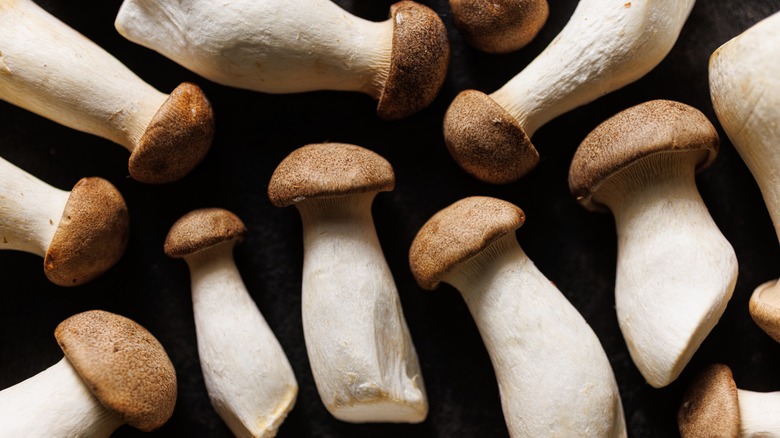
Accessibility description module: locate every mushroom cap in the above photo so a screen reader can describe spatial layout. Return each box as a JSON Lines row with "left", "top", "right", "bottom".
{"left": 164, "top": 208, "right": 246, "bottom": 258}
{"left": 129, "top": 82, "right": 215, "bottom": 184}
{"left": 376, "top": 1, "right": 450, "bottom": 120}
{"left": 44, "top": 177, "right": 129, "bottom": 287}
{"left": 749, "top": 279, "right": 780, "bottom": 343}
{"left": 678, "top": 364, "right": 740, "bottom": 438}
{"left": 443, "top": 89, "right": 539, "bottom": 184}
{"left": 268, "top": 143, "right": 395, "bottom": 207}
{"left": 409, "top": 196, "right": 525, "bottom": 290}
{"left": 569, "top": 99, "right": 719, "bottom": 211}
{"left": 449, "top": 0, "right": 549, "bottom": 54}
{"left": 55, "top": 310, "right": 177, "bottom": 432}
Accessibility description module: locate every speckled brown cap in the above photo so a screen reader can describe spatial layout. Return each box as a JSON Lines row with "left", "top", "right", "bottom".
{"left": 678, "top": 364, "right": 739, "bottom": 438}
{"left": 569, "top": 100, "right": 719, "bottom": 212}
{"left": 376, "top": 1, "right": 450, "bottom": 120}
{"left": 268, "top": 143, "right": 395, "bottom": 207}
{"left": 164, "top": 208, "right": 246, "bottom": 258}
{"left": 749, "top": 280, "right": 780, "bottom": 344}
{"left": 450, "top": 0, "right": 549, "bottom": 53}
{"left": 130, "top": 82, "right": 215, "bottom": 184}
{"left": 409, "top": 196, "right": 525, "bottom": 290}
{"left": 55, "top": 310, "right": 177, "bottom": 432}
{"left": 44, "top": 177, "right": 129, "bottom": 287}
{"left": 443, "top": 89, "right": 539, "bottom": 184}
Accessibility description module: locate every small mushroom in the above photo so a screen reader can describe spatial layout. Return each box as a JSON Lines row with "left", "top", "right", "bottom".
{"left": 444, "top": 0, "right": 695, "bottom": 183}
{"left": 0, "top": 156, "right": 129, "bottom": 286}
{"left": 0, "top": 309, "right": 177, "bottom": 436}
{"left": 449, "top": 0, "right": 549, "bottom": 54}
{"left": 568, "top": 99, "right": 738, "bottom": 388}
{"left": 114, "top": 0, "right": 449, "bottom": 120}
{"left": 678, "top": 363, "right": 780, "bottom": 437}
{"left": 0, "top": 0, "right": 214, "bottom": 183}
{"left": 409, "top": 196, "right": 625, "bottom": 436}
{"left": 709, "top": 11, "right": 780, "bottom": 344}
{"left": 268, "top": 143, "right": 427, "bottom": 423}
{"left": 164, "top": 208, "right": 298, "bottom": 438}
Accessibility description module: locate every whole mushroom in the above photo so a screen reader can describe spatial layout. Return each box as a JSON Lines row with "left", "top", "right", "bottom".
{"left": 569, "top": 99, "right": 738, "bottom": 387}
{"left": 268, "top": 142, "right": 427, "bottom": 423}
{"left": 0, "top": 0, "right": 214, "bottom": 183}
{"left": 444, "top": 0, "right": 695, "bottom": 183}
{"left": 449, "top": 0, "right": 549, "bottom": 53}
{"left": 115, "top": 0, "right": 449, "bottom": 120}
{"left": 0, "top": 310, "right": 177, "bottom": 437}
{"left": 409, "top": 196, "right": 626, "bottom": 437}
{"left": 0, "top": 156, "right": 129, "bottom": 286}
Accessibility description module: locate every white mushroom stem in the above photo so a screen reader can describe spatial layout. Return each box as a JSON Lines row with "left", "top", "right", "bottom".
{"left": 183, "top": 242, "right": 298, "bottom": 438}
{"left": 115, "top": 0, "right": 392, "bottom": 97}
{"left": 0, "top": 157, "right": 69, "bottom": 256}
{"left": 297, "top": 194, "right": 427, "bottom": 423}
{"left": 594, "top": 152, "right": 737, "bottom": 387}
{"left": 0, "top": 0, "right": 168, "bottom": 151}
{"left": 0, "top": 357, "right": 123, "bottom": 438}
{"left": 737, "top": 389, "right": 780, "bottom": 437}
{"left": 443, "top": 233, "right": 626, "bottom": 437}
{"left": 490, "top": 0, "right": 694, "bottom": 137}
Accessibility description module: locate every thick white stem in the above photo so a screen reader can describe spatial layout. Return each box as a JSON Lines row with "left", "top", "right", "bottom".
{"left": 0, "top": 157, "right": 69, "bottom": 256}
{"left": 115, "top": 0, "right": 393, "bottom": 97}
{"left": 0, "top": 0, "right": 168, "bottom": 151}
{"left": 445, "top": 233, "right": 625, "bottom": 437}
{"left": 598, "top": 153, "right": 738, "bottom": 387}
{"left": 490, "top": 0, "right": 694, "bottom": 137}
{"left": 298, "top": 194, "right": 426, "bottom": 423}
{"left": 0, "top": 357, "right": 123, "bottom": 437}
{"left": 737, "top": 389, "right": 780, "bottom": 437}
{"left": 186, "top": 244, "right": 298, "bottom": 438}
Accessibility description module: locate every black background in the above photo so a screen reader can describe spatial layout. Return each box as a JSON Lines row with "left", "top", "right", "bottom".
{"left": 2, "top": 1, "right": 780, "bottom": 437}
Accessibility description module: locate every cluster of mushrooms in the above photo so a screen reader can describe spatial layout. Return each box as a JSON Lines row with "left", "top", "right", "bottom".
{"left": 0, "top": 0, "right": 779, "bottom": 436}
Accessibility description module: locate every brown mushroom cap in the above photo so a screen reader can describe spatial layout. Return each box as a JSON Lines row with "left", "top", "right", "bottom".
{"left": 409, "top": 196, "right": 525, "bottom": 290}
{"left": 443, "top": 89, "right": 539, "bottom": 184}
{"left": 55, "top": 310, "right": 177, "bottom": 432}
{"left": 268, "top": 143, "right": 395, "bottom": 207}
{"left": 749, "top": 280, "right": 780, "bottom": 343}
{"left": 376, "top": 1, "right": 450, "bottom": 120}
{"left": 450, "top": 0, "right": 549, "bottom": 54}
{"left": 678, "top": 364, "right": 740, "bottom": 438}
{"left": 44, "top": 177, "right": 129, "bottom": 287}
{"left": 569, "top": 99, "right": 719, "bottom": 212}
{"left": 129, "top": 82, "right": 215, "bottom": 184}
{"left": 164, "top": 208, "right": 246, "bottom": 258}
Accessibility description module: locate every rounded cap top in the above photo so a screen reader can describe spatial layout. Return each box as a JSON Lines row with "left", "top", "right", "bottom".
{"left": 55, "top": 310, "right": 177, "bottom": 432}
{"left": 450, "top": 0, "right": 549, "bottom": 54}
{"left": 678, "top": 364, "right": 739, "bottom": 438}
{"left": 164, "top": 208, "right": 246, "bottom": 258}
{"left": 749, "top": 280, "right": 780, "bottom": 344}
{"left": 569, "top": 100, "right": 719, "bottom": 211}
{"left": 444, "top": 89, "right": 539, "bottom": 184}
{"left": 409, "top": 196, "right": 525, "bottom": 290}
{"left": 268, "top": 143, "right": 395, "bottom": 207}
{"left": 44, "top": 177, "right": 129, "bottom": 287}
{"left": 130, "top": 82, "right": 215, "bottom": 184}
{"left": 376, "top": 1, "right": 450, "bottom": 120}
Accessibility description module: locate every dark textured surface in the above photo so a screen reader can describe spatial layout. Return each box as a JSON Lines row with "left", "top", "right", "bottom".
{"left": 1, "top": 1, "right": 780, "bottom": 437}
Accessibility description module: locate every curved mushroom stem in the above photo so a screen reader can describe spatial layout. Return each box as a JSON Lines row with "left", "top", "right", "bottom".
{"left": 0, "top": 357, "right": 123, "bottom": 437}
{"left": 296, "top": 193, "right": 427, "bottom": 423}
{"left": 183, "top": 242, "right": 298, "bottom": 438}
{"left": 443, "top": 233, "right": 626, "bottom": 437}
{"left": 490, "top": 0, "right": 693, "bottom": 137}
{"left": 0, "top": 157, "right": 70, "bottom": 256}
{"left": 116, "top": 0, "right": 392, "bottom": 97}
{"left": 737, "top": 389, "right": 780, "bottom": 436}
{"left": 595, "top": 152, "right": 738, "bottom": 387}
{"left": 0, "top": 0, "right": 168, "bottom": 151}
